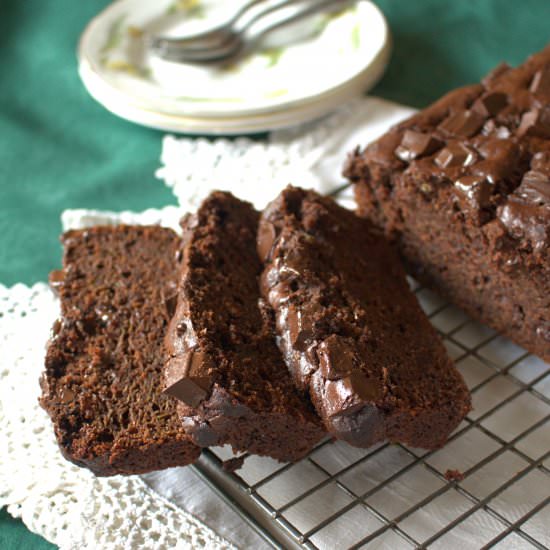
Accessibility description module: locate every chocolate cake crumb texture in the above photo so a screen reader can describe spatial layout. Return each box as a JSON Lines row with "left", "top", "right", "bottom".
{"left": 40, "top": 225, "right": 200, "bottom": 476}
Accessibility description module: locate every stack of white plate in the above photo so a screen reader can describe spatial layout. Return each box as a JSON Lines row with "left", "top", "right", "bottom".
{"left": 78, "top": 0, "right": 391, "bottom": 135}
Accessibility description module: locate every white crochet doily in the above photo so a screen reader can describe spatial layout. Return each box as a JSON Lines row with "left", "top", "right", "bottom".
{"left": 156, "top": 97, "right": 415, "bottom": 211}
{"left": 1, "top": 96, "right": 416, "bottom": 549}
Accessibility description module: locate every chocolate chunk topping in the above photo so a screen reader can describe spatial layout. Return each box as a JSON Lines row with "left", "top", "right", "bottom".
{"left": 498, "top": 200, "right": 549, "bottom": 251}
{"left": 325, "top": 372, "right": 382, "bottom": 418}
{"left": 317, "top": 335, "right": 358, "bottom": 380}
{"left": 519, "top": 170, "right": 550, "bottom": 205}
{"left": 497, "top": 170, "right": 549, "bottom": 251}
{"left": 435, "top": 142, "right": 476, "bottom": 168}
{"left": 472, "top": 92, "right": 508, "bottom": 117}
{"left": 517, "top": 106, "right": 550, "bottom": 139}
{"left": 257, "top": 221, "right": 277, "bottom": 261}
{"left": 164, "top": 376, "right": 213, "bottom": 408}
{"left": 438, "top": 109, "right": 486, "bottom": 138}
{"left": 395, "top": 130, "right": 443, "bottom": 162}
{"left": 530, "top": 66, "right": 550, "bottom": 101}
{"left": 454, "top": 175, "right": 493, "bottom": 211}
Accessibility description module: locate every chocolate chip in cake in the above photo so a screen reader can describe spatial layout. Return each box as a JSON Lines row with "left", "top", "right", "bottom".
{"left": 317, "top": 335, "right": 357, "bottom": 380}
{"left": 165, "top": 375, "right": 212, "bottom": 408}
{"left": 287, "top": 303, "right": 317, "bottom": 351}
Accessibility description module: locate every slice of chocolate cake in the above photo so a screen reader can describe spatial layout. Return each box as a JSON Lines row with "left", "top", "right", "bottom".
{"left": 258, "top": 187, "right": 470, "bottom": 449}
{"left": 345, "top": 46, "right": 550, "bottom": 361}
{"left": 40, "top": 226, "right": 200, "bottom": 476}
{"left": 164, "top": 192, "right": 325, "bottom": 462}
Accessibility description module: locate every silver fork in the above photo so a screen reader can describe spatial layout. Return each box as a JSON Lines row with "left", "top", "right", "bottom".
{"left": 149, "top": 0, "right": 350, "bottom": 64}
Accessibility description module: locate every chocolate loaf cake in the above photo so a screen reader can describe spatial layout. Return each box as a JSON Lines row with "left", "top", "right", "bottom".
{"left": 345, "top": 46, "right": 550, "bottom": 361}
{"left": 40, "top": 226, "right": 200, "bottom": 476}
{"left": 164, "top": 192, "right": 325, "bottom": 462}
{"left": 258, "top": 187, "right": 470, "bottom": 449}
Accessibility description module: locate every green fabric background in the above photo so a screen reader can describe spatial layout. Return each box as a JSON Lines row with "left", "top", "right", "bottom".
{"left": 1, "top": 0, "right": 548, "bottom": 547}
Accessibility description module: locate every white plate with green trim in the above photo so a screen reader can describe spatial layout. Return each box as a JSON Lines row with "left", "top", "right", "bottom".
{"left": 78, "top": 0, "right": 391, "bottom": 134}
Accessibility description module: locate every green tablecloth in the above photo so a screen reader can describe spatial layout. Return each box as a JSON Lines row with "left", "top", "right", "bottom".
{"left": 1, "top": 1, "right": 548, "bottom": 547}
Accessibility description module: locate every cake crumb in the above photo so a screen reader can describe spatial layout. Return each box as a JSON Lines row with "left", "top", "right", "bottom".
{"left": 445, "top": 469, "right": 464, "bottom": 482}
{"left": 222, "top": 456, "right": 246, "bottom": 472}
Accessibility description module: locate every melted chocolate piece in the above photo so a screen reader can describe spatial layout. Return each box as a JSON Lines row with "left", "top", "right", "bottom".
{"left": 472, "top": 92, "right": 508, "bottom": 117}
{"left": 317, "top": 335, "right": 357, "bottom": 380}
{"left": 164, "top": 376, "right": 213, "bottom": 408}
{"left": 395, "top": 130, "right": 443, "bottom": 162}
{"left": 287, "top": 303, "right": 317, "bottom": 351}
{"left": 435, "top": 142, "right": 476, "bottom": 168}
{"left": 257, "top": 221, "right": 277, "bottom": 261}
{"left": 530, "top": 66, "right": 550, "bottom": 101}
{"left": 517, "top": 106, "right": 550, "bottom": 138}
{"left": 497, "top": 169, "right": 549, "bottom": 250}
{"left": 438, "top": 110, "right": 486, "bottom": 138}
{"left": 324, "top": 373, "right": 383, "bottom": 418}
{"left": 454, "top": 175, "right": 493, "bottom": 211}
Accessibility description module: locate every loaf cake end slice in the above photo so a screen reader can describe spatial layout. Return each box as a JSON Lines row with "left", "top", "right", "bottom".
{"left": 40, "top": 225, "right": 200, "bottom": 476}
{"left": 164, "top": 192, "right": 325, "bottom": 462}
{"left": 259, "top": 186, "right": 470, "bottom": 449}
{"left": 345, "top": 45, "right": 550, "bottom": 361}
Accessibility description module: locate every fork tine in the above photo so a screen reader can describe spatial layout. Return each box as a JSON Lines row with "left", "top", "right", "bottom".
{"left": 151, "top": 0, "right": 354, "bottom": 64}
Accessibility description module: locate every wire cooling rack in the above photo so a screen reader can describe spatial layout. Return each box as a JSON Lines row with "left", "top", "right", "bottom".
{"left": 191, "top": 186, "right": 550, "bottom": 550}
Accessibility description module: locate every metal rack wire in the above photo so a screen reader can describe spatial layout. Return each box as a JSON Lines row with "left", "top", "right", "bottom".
{"left": 191, "top": 187, "right": 550, "bottom": 550}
